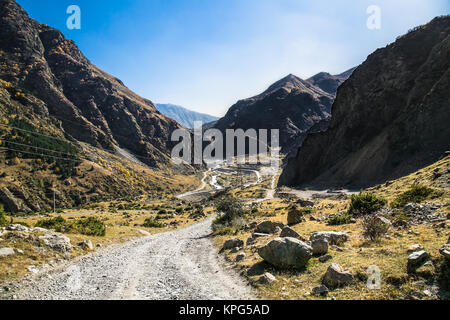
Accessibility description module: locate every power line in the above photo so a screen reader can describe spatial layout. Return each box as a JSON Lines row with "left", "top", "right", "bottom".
{"left": 0, "top": 123, "right": 71, "bottom": 144}
{"left": 0, "top": 147, "right": 82, "bottom": 163}
{"left": 0, "top": 139, "right": 78, "bottom": 158}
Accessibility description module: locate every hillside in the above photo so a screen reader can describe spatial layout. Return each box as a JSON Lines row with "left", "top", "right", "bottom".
{"left": 279, "top": 16, "right": 450, "bottom": 189}
{"left": 156, "top": 103, "right": 218, "bottom": 129}
{"left": 211, "top": 69, "right": 354, "bottom": 156}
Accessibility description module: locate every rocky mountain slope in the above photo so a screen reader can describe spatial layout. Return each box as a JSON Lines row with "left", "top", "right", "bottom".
{"left": 0, "top": 0, "right": 180, "bottom": 168}
{"left": 156, "top": 103, "right": 218, "bottom": 129}
{"left": 279, "top": 16, "right": 450, "bottom": 188}
{"left": 211, "top": 69, "right": 354, "bottom": 156}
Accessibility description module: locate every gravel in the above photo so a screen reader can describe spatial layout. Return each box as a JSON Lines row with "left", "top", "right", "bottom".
{"left": 13, "top": 216, "right": 255, "bottom": 300}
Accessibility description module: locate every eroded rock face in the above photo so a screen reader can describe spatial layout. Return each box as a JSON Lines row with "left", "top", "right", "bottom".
{"left": 322, "top": 263, "right": 354, "bottom": 288}
{"left": 258, "top": 237, "right": 312, "bottom": 269}
{"left": 279, "top": 16, "right": 450, "bottom": 189}
{"left": 0, "top": 187, "right": 31, "bottom": 214}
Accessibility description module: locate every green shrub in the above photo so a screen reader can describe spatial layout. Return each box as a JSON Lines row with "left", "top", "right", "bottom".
{"left": 391, "top": 185, "right": 434, "bottom": 208}
{"left": 213, "top": 197, "right": 245, "bottom": 229}
{"left": 362, "top": 215, "right": 390, "bottom": 241}
{"left": 143, "top": 218, "right": 164, "bottom": 228}
{"left": 74, "top": 217, "right": 106, "bottom": 236}
{"left": 348, "top": 192, "right": 386, "bottom": 216}
{"left": 35, "top": 216, "right": 67, "bottom": 232}
{"left": 0, "top": 205, "right": 8, "bottom": 227}
{"left": 328, "top": 213, "right": 353, "bottom": 226}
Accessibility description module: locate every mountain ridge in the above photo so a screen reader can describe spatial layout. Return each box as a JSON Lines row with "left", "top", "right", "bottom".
{"left": 156, "top": 103, "right": 218, "bottom": 129}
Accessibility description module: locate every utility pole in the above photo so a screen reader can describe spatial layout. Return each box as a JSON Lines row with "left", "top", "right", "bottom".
{"left": 53, "top": 189, "right": 56, "bottom": 214}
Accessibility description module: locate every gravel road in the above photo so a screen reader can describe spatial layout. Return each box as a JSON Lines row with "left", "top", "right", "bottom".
{"left": 15, "top": 216, "right": 255, "bottom": 300}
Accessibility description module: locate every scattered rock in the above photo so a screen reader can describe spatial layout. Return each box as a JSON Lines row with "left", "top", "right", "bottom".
{"left": 280, "top": 226, "right": 300, "bottom": 238}
{"left": 312, "top": 285, "right": 329, "bottom": 295}
{"left": 78, "top": 240, "right": 94, "bottom": 251}
{"left": 322, "top": 263, "right": 354, "bottom": 288}
{"left": 374, "top": 216, "right": 392, "bottom": 226}
{"left": 287, "top": 208, "right": 306, "bottom": 225}
{"left": 39, "top": 232, "right": 72, "bottom": 253}
{"left": 407, "top": 250, "right": 429, "bottom": 273}
{"left": 408, "top": 244, "right": 424, "bottom": 252}
{"left": 230, "top": 247, "right": 240, "bottom": 254}
{"left": 221, "top": 238, "right": 244, "bottom": 251}
{"left": 6, "top": 224, "right": 30, "bottom": 232}
{"left": 258, "top": 237, "right": 312, "bottom": 269}
{"left": 15, "top": 249, "right": 24, "bottom": 254}
{"left": 255, "top": 221, "right": 285, "bottom": 234}
{"left": 0, "top": 247, "right": 15, "bottom": 257}
{"left": 252, "top": 233, "right": 270, "bottom": 238}
{"left": 310, "top": 231, "right": 349, "bottom": 246}
{"left": 27, "top": 265, "right": 39, "bottom": 274}
{"left": 258, "top": 272, "right": 277, "bottom": 284}
{"left": 439, "top": 244, "right": 450, "bottom": 260}
{"left": 311, "top": 239, "right": 329, "bottom": 256}
{"left": 319, "top": 254, "right": 332, "bottom": 263}
{"left": 246, "top": 237, "right": 256, "bottom": 246}
{"left": 235, "top": 253, "right": 246, "bottom": 262}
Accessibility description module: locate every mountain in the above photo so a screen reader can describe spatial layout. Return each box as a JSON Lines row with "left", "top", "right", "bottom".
{"left": 0, "top": 0, "right": 180, "bottom": 168}
{"left": 156, "top": 104, "right": 218, "bottom": 129}
{"left": 279, "top": 16, "right": 450, "bottom": 189}
{"left": 0, "top": 0, "right": 199, "bottom": 213}
{"left": 210, "top": 69, "right": 354, "bottom": 155}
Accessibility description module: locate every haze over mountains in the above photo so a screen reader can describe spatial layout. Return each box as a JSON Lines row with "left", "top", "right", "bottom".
{"left": 156, "top": 104, "right": 218, "bottom": 129}
{"left": 211, "top": 68, "right": 355, "bottom": 156}
{"left": 279, "top": 16, "right": 450, "bottom": 189}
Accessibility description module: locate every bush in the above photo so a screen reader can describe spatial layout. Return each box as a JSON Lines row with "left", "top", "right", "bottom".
{"left": 213, "top": 198, "right": 245, "bottom": 226}
{"left": 391, "top": 185, "right": 434, "bottom": 208}
{"left": 0, "top": 205, "right": 8, "bottom": 227}
{"left": 362, "top": 215, "right": 389, "bottom": 241}
{"left": 74, "top": 217, "right": 106, "bottom": 236}
{"left": 143, "top": 218, "right": 164, "bottom": 228}
{"left": 328, "top": 213, "right": 353, "bottom": 226}
{"left": 35, "top": 216, "right": 67, "bottom": 232}
{"left": 349, "top": 192, "right": 386, "bottom": 216}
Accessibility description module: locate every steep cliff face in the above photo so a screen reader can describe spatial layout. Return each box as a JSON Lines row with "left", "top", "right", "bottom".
{"left": 0, "top": 0, "right": 180, "bottom": 167}
{"left": 211, "top": 69, "right": 353, "bottom": 156}
{"left": 279, "top": 16, "right": 450, "bottom": 189}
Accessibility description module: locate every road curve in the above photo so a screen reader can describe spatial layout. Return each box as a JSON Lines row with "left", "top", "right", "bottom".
{"left": 16, "top": 216, "right": 255, "bottom": 300}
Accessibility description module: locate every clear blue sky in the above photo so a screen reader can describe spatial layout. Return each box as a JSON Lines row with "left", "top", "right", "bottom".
{"left": 17, "top": 0, "right": 450, "bottom": 116}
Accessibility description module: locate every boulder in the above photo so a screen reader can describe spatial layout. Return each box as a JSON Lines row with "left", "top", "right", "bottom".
{"left": 408, "top": 244, "right": 424, "bottom": 252}
{"left": 310, "top": 231, "right": 349, "bottom": 246}
{"left": 311, "top": 239, "right": 329, "bottom": 256}
{"left": 235, "top": 253, "right": 246, "bottom": 262}
{"left": 246, "top": 237, "right": 256, "bottom": 246}
{"left": 407, "top": 250, "right": 429, "bottom": 273}
{"left": 322, "top": 263, "right": 354, "bottom": 288}
{"left": 439, "top": 244, "right": 450, "bottom": 260}
{"left": 258, "top": 237, "right": 312, "bottom": 269}
{"left": 318, "top": 254, "right": 333, "bottom": 263}
{"left": 287, "top": 208, "right": 305, "bottom": 225}
{"left": 258, "top": 272, "right": 277, "bottom": 284}
{"left": 39, "top": 232, "right": 72, "bottom": 253}
{"left": 78, "top": 240, "right": 94, "bottom": 251}
{"left": 0, "top": 187, "right": 31, "bottom": 213}
{"left": 0, "top": 247, "right": 15, "bottom": 257}
{"left": 255, "top": 221, "right": 285, "bottom": 234}
{"left": 252, "top": 233, "right": 270, "bottom": 238}
{"left": 6, "top": 224, "right": 30, "bottom": 233}
{"left": 221, "top": 238, "right": 244, "bottom": 251}
{"left": 280, "top": 226, "right": 300, "bottom": 238}
{"left": 312, "top": 285, "right": 329, "bottom": 295}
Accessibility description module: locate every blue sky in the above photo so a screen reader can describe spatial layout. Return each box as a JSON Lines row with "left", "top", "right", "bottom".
{"left": 17, "top": 0, "right": 450, "bottom": 116}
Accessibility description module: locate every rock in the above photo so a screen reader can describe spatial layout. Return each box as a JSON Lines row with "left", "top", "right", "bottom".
{"left": 6, "top": 224, "right": 30, "bottom": 232}
{"left": 287, "top": 208, "right": 306, "bottom": 225}
{"left": 296, "top": 199, "right": 315, "bottom": 207}
{"left": 439, "top": 244, "right": 450, "bottom": 260}
{"left": 255, "top": 221, "right": 285, "bottom": 234}
{"left": 0, "top": 187, "right": 31, "bottom": 214}
{"left": 319, "top": 254, "right": 333, "bottom": 263}
{"left": 258, "top": 272, "right": 277, "bottom": 284}
{"left": 15, "top": 249, "right": 24, "bottom": 254}
{"left": 235, "top": 253, "right": 246, "bottom": 262}
{"left": 322, "top": 263, "right": 354, "bottom": 288}
{"left": 258, "top": 237, "right": 312, "bottom": 269}
{"left": 27, "top": 266, "right": 39, "bottom": 274}
{"left": 408, "top": 244, "right": 424, "bottom": 252}
{"left": 246, "top": 237, "right": 256, "bottom": 246}
{"left": 78, "top": 240, "right": 93, "bottom": 251}
{"left": 310, "top": 231, "right": 349, "bottom": 246}
{"left": 280, "top": 226, "right": 300, "bottom": 238}
{"left": 230, "top": 247, "right": 240, "bottom": 254}
{"left": 32, "top": 227, "right": 49, "bottom": 233}
{"left": 39, "top": 232, "right": 72, "bottom": 253}
{"left": 407, "top": 250, "right": 429, "bottom": 273}
{"left": 311, "top": 239, "right": 329, "bottom": 256}
{"left": 252, "top": 233, "right": 271, "bottom": 238}
{"left": 0, "top": 247, "right": 15, "bottom": 257}
{"left": 312, "top": 285, "right": 329, "bottom": 295}
{"left": 374, "top": 216, "right": 392, "bottom": 226}
{"left": 221, "top": 238, "right": 244, "bottom": 251}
